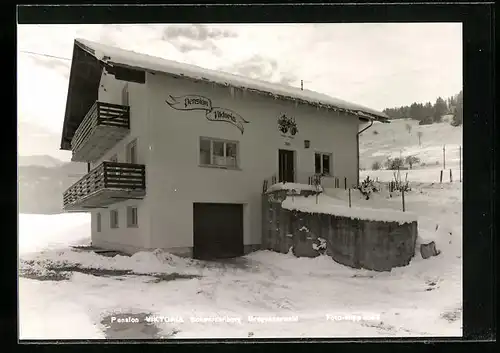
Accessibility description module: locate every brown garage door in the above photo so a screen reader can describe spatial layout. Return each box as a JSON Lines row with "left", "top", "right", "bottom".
{"left": 193, "top": 203, "right": 244, "bottom": 260}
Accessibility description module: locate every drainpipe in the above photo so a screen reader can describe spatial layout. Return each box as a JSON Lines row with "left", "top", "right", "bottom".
{"left": 356, "top": 116, "right": 374, "bottom": 186}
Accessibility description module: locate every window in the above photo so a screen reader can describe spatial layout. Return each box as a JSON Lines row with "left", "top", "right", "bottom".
{"left": 122, "top": 83, "right": 129, "bottom": 106}
{"left": 199, "top": 137, "right": 239, "bottom": 168}
{"left": 127, "top": 206, "right": 138, "bottom": 228}
{"left": 110, "top": 154, "right": 118, "bottom": 163}
{"left": 314, "top": 152, "right": 332, "bottom": 175}
{"left": 126, "top": 140, "right": 137, "bottom": 164}
{"left": 110, "top": 210, "right": 119, "bottom": 229}
{"left": 96, "top": 213, "right": 101, "bottom": 232}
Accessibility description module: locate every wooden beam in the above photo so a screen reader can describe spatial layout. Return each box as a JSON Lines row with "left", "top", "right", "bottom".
{"left": 107, "top": 64, "right": 146, "bottom": 84}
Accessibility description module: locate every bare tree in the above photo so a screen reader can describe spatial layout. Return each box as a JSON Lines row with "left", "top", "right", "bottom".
{"left": 405, "top": 123, "right": 412, "bottom": 134}
{"left": 405, "top": 155, "right": 421, "bottom": 170}
{"left": 417, "top": 131, "right": 423, "bottom": 146}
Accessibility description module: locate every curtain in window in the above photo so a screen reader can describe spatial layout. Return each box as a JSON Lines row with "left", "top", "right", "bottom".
{"left": 322, "top": 154, "right": 330, "bottom": 175}
{"left": 200, "top": 139, "right": 211, "bottom": 165}
{"left": 226, "top": 142, "right": 237, "bottom": 167}
{"left": 315, "top": 153, "right": 321, "bottom": 174}
{"left": 213, "top": 141, "right": 225, "bottom": 166}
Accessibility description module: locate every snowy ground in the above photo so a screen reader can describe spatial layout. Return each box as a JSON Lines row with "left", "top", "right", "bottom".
{"left": 18, "top": 180, "right": 462, "bottom": 340}
{"left": 18, "top": 117, "right": 462, "bottom": 340}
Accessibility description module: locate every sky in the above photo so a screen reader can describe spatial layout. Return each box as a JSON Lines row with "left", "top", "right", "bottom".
{"left": 17, "top": 23, "right": 462, "bottom": 161}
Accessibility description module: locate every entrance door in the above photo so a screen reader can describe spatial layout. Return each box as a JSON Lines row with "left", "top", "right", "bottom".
{"left": 193, "top": 203, "right": 244, "bottom": 260}
{"left": 278, "top": 149, "right": 295, "bottom": 183}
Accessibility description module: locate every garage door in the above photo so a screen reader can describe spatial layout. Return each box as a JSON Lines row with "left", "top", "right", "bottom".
{"left": 193, "top": 203, "right": 244, "bottom": 260}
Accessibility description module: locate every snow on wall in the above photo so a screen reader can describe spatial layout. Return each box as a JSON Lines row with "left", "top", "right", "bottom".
{"left": 74, "top": 38, "right": 388, "bottom": 121}
{"left": 281, "top": 194, "right": 417, "bottom": 224}
{"left": 265, "top": 182, "right": 323, "bottom": 194}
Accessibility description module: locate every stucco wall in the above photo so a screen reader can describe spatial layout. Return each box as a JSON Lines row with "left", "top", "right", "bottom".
{"left": 145, "top": 72, "right": 360, "bottom": 251}
{"left": 90, "top": 198, "right": 149, "bottom": 254}
{"left": 89, "top": 69, "right": 151, "bottom": 250}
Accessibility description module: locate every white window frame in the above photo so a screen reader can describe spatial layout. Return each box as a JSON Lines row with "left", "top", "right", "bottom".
{"left": 199, "top": 137, "right": 239, "bottom": 169}
{"left": 315, "top": 152, "right": 333, "bottom": 176}
{"left": 127, "top": 206, "right": 138, "bottom": 228}
{"left": 96, "top": 212, "right": 101, "bottom": 232}
{"left": 126, "top": 139, "right": 137, "bottom": 164}
{"left": 110, "top": 209, "right": 119, "bottom": 229}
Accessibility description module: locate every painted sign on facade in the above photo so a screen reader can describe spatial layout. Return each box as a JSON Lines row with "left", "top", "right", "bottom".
{"left": 165, "top": 95, "right": 249, "bottom": 134}
{"left": 277, "top": 113, "right": 298, "bottom": 145}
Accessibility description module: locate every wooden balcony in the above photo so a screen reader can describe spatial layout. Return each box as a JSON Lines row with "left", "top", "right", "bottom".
{"left": 63, "top": 162, "right": 146, "bottom": 211}
{"left": 71, "top": 101, "right": 130, "bottom": 162}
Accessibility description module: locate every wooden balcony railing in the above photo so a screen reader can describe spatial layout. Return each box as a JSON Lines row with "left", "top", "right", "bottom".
{"left": 63, "top": 162, "right": 146, "bottom": 210}
{"left": 70, "top": 101, "right": 130, "bottom": 162}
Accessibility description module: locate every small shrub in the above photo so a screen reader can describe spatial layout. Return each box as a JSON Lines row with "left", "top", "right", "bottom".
{"left": 451, "top": 114, "right": 462, "bottom": 127}
{"left": 385, "top": 157, "right": 405, "bottom": 170}
{"left": 388, "top": 170, "right": 411, "bottom": 193}
{"left": 372, "top": 161, "right": 382, "bottom": 170}
{"left": 372, "top": 130, "right": 379, "bottom": 135}
{"left": 419, "top": 117, "right": 433, "bottom": 125}
{"left": 358, "top": 176, "right": 379, "bottom": 200}
{"left": 405, "top": 155, "right": 421, "bottom": 169}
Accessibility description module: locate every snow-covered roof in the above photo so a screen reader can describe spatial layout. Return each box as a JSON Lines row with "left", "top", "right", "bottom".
{"left": 74, "top": 38, "right": 389, "bottom": 122}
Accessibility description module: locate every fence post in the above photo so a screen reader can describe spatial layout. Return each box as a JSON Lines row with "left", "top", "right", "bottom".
{"left": 440, "top": 170, "right": 443, "bottom": 183}
{"left": 459, "top": 145, "right": 462, "bottom": 182}
{"left": 344, "top": 177, "right": 347, "bottom": 190}
{"left": 348, "top": 188, "right": 351, "bottom": 208}
{"left": 450, "top": 169, "right": 453, "bottom": 183}
{"left": 402, "top": 189, "right": 405, "bottom": 212}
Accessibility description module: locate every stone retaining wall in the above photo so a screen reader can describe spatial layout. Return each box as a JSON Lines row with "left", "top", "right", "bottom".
{"left": 262, "top": 190, "right": 418, "bottom": 271}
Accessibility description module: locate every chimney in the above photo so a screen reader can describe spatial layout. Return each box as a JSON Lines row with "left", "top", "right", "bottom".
{"left": 300, "top": 80, "right": 303, "bottom": 90}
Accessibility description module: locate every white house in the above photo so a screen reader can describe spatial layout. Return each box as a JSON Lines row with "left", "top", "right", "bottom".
{"left": 60, "top": 38, "right": 388, "bottom": 259}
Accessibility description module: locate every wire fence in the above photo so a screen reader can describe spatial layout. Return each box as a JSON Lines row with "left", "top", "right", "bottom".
{"left": 362, "top": 144, "right": 462, "bottom": 184}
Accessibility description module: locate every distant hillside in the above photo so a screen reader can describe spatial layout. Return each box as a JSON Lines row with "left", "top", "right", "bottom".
{"left": 18, "top": 156, "right": 87, "bottom": 214}
{"left": 359, "top": 115, "right": 463, "bottom": 171}
{"left": 18, "top": 155, "right": 65, "bottom": 168}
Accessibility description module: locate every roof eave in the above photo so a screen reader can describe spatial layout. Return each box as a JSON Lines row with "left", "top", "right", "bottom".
{"left": 59, "top": 40, "right": 103, "bottom": 151}
{"left": 59, "top": 42, "right": 80, "bottom": 151}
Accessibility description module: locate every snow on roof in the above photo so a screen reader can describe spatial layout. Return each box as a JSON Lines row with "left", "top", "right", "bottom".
{"left": 282, "top": 194, "right": 417, "bottom": 224}
{"left": 266, "top": 182, "right": 323, "bottom": 194}
{"left": 74, "top": 38, "right": 389, "bottom": 122}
